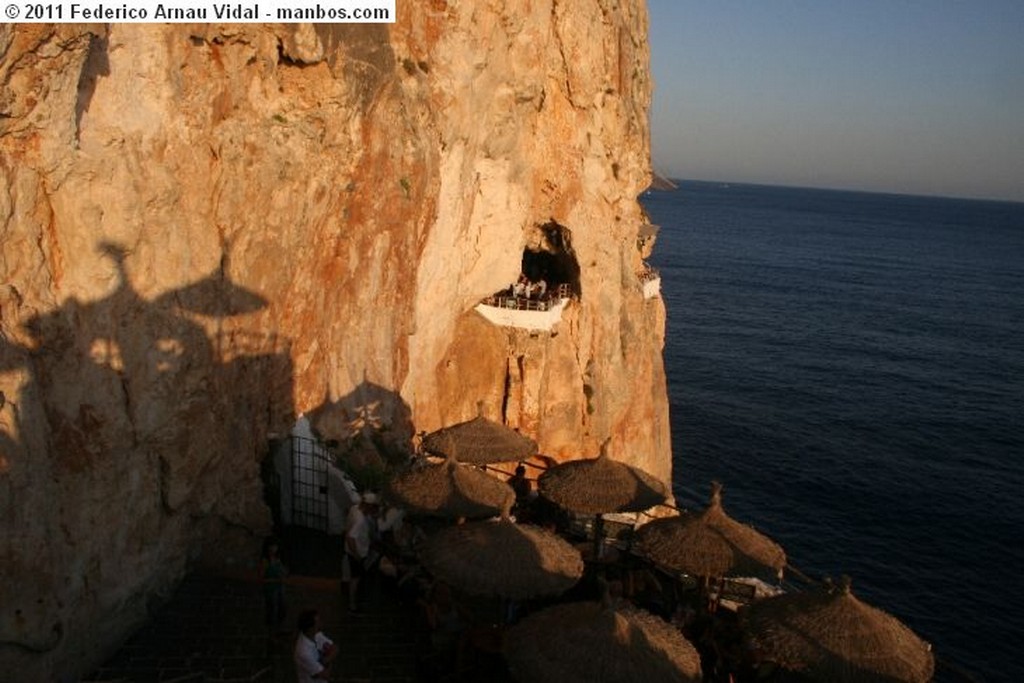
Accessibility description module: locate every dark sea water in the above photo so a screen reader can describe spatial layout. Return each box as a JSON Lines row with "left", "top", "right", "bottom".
{"left": 641, "top": 181, "right": 1024, "bottom": 683}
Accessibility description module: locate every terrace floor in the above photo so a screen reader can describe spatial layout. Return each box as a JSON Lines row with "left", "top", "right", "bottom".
{"left": 81, "top": 527, "right": 513, "bottom": 683}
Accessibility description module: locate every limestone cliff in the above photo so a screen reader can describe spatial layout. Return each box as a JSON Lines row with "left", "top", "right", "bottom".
{"left": 0, "top": 3, "right": 666, "bottom": 677}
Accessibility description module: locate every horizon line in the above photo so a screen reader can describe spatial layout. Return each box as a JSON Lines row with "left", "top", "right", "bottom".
{"left": 652, "top": 175, "right": 1024, "bottom": 206}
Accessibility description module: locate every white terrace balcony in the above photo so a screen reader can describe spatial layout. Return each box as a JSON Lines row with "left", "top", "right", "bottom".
{"left": 475, "top": 283, "right": 573, "bottom": 332}
{"left": 638, "top": 264, "right": 661, "bottom": 299}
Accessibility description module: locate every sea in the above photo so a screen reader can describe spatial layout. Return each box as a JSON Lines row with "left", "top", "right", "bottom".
{"left": 640, "top": 180, "right": 1024, "bottom": 683}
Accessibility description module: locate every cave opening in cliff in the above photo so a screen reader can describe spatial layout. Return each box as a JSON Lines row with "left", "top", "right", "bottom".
{"left": 521, "top": 222, "right": 581, "bottom": 298}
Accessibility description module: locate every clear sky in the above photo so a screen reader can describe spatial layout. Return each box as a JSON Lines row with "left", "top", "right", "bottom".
{"left": 647, "top": 1, "right": 1024, "bottom": 202}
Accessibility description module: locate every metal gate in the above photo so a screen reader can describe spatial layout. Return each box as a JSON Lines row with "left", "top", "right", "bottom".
{"left": 290, "top": 435, "right": 332, "bottom": 532}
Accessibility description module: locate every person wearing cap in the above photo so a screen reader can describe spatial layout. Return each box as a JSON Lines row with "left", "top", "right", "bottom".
{"left": 344, "top": 491, "right": 380, "bottom": 613}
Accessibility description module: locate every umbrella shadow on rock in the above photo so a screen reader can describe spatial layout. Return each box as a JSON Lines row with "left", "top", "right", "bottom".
{"left": 305, "top": 378, "right": 415, "bottom": 474}
{"left": 154, "top": 249, "right": 268, "bottom": 318}
{"left": 1, "top": 241, "right": 295, "bottom": 652}
{"left": 10, "top": 241, "right": 290, "bottom": 484}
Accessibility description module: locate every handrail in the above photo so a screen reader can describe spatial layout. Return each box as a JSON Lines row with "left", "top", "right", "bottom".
{"left": 480, "top": 283, "right": 574, "bottom": 312}
{"left": 481, "top": 295, "right": 560, "bottom": 312}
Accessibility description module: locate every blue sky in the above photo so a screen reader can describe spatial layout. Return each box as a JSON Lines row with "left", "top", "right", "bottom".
{"left": 647, "top": 1, "right": 1024, "bottom": 201}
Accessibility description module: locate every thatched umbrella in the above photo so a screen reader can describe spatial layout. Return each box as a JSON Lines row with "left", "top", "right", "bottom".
{"left": 504, "top": 600, "right": 702, "bottom": 683}
{"left": 538, "top": 442, "right": 669, "bottom": 560}
{"left": 635, "top": 481, "right": 786, "bottom": 578}
{"left": 386, "top": 456, "right": 515, "bottom": 520}
{"left": 742, "top": 576, "right": 935, "bottom": 683}
{"left": 422, "top": 406, "right": 537, "bottom": 464}
{"left": 418, "top": 518, "right": 583, "bottom": 600}
{"left": 537, "top": 442, "right": 668, "bottom": 515}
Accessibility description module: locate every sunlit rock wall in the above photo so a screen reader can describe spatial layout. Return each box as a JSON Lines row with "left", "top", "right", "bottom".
{"left": 0, "top": 2, "right": 665, "bottom": 677}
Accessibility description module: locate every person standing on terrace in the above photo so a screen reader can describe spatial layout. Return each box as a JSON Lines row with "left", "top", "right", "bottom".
{"left": 259, "top": 536, "right": 288, "bottom": 634}
{"left": 512, "top": 274, "right": 529, "bottom": 297}
{"left": 344, "top": 492, "right": 381, "bottom": 613}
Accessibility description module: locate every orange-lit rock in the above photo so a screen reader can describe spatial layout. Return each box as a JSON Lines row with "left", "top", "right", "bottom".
{"left": 0, "top": 6, "right": 665, "bottom": 677}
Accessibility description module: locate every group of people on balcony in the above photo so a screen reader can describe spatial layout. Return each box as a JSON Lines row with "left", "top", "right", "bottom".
{"left": 510, "top": 274, "right": 548, "bottom": 300}
{"left": 637, "top": 261, "right": 659, "bottom": 282}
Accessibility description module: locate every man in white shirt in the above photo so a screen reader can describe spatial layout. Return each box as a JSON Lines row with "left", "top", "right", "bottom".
{"left": 344, "top": 492, "right": 380, "bottom": 612}
{"left": 294, "top": 609, "right": 337, "bottom": 682}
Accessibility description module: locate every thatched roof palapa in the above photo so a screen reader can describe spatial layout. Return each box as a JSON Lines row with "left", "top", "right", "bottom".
{"left": 538, "top": 441, "right": 669, "bottom": 515}
{"left": 386, "top": 456, "right": 514, "bottom": 520}
{"left": 742, "top": 576, "right": 935, "bottom": 683}
{"left": 635, "top": 481, "right": 786, "bottom": 578}
{"left": 637, "top": 514, "right": 743, "bottom": 578}
{"left": 504, "top": 600, "right": 702, "bottom": 683}
{"left": 418, "top": 518, "right": 583, "bottom": 600}
{"left": 422, "top": 405, "right": 537, "bottom": 465}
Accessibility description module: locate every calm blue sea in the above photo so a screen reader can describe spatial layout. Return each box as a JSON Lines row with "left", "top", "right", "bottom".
{"left": 641, "top": 181, "right": 1024, "bottom": 683}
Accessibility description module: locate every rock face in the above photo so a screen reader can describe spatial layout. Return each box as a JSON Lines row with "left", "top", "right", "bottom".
{"left": 0, "top": 5, "right": 666, "bottom": 678}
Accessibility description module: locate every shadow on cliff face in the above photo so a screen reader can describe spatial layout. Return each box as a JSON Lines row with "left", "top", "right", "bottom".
{"left": 312, "top": 24, "right": 395, "bottom": 112}
{"left": 0, "top": 241, "right": 294, "bottom": 667}
{"left": 0, "top": 388, "right": 16, "bottom": 477}
{"left": 305, "top": 376, "right": 415, "bottom": 475}
{"left": 15, "top": 242, "right": 292, "bottom": 490}
{"left": 74, "top": 30, "right": 110, "bottom": 139}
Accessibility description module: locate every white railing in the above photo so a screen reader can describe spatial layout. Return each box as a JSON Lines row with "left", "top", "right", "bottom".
{"left": 480, "top": 283, "right": 573, "bottom": 312}
{"left": 475, "top": 283, "right": 573, "bottom": 332}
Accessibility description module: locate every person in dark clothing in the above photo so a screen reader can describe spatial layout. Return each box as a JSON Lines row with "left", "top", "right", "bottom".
{"left": 508, "top": 464, "right": 533, "bottom": 521}
{"left": 259, "top": 536, "right": 288, "bottom": 632}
